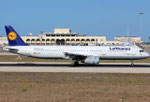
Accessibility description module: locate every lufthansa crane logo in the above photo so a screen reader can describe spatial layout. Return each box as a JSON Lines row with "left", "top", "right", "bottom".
{"left": 8, "top": 32, "right": 17, "bottom": 40}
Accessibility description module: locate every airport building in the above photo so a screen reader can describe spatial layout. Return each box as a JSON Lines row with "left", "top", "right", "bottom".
{"left": 115, "top": 36, "right": 142, "bottom": 43}
{"left": 0, "top": 28, "right": 142, "bottom": 46}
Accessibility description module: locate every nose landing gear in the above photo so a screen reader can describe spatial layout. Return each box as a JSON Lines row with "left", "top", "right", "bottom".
{"left": 130, "top": 60, "right": 134, "bottom": 66}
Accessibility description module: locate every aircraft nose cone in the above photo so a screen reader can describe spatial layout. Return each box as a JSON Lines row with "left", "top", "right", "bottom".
{"left": 145, "top": 52, "right": 150, "bottom": 58}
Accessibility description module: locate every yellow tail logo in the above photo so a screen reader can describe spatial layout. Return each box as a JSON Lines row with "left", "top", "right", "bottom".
{"left": 8, "top": 32, "right": 17, "bottom": 40}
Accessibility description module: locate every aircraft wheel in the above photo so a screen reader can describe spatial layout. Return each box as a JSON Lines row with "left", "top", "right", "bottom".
{"left": 74, "top": 61, "right": 79, "bottom": 66}
{"left": 131, "top": 60, "right": 134, "bottom": 67}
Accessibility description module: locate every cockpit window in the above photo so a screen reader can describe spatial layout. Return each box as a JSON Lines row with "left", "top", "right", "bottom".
{"left": 139, "top": 50, "right": 144, "bottom": 52}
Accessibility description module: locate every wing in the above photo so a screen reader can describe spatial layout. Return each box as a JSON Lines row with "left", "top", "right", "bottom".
{"left": 63, "top": 52, "right": 87, "bottom": 60}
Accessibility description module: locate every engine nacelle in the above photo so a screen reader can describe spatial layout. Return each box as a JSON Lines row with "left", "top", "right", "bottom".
{"left": 84, "top": 56, "right": 99, "bottom": 65}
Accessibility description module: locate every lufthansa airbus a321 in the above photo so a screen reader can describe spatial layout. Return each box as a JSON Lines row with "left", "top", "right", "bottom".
{"left": 3, "top": 25, "right": 149, "bottom": 66}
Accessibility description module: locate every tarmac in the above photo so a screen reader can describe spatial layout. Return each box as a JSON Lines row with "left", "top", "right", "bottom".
{"left": 0, "top": 62, "right": 150, "bottom": 73}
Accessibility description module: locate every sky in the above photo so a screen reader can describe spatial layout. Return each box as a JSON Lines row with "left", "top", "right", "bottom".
{"left": 0, "top": 0, "right": 150, "bottom": 41}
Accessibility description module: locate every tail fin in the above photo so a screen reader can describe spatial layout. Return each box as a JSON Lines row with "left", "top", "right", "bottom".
{"left": 5, "top": 25, "right": 28, "bottom": 46}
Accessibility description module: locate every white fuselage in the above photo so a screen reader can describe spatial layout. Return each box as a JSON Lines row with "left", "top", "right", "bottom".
{"left": 4, "top": 45, "right": 149, "bottom": 60}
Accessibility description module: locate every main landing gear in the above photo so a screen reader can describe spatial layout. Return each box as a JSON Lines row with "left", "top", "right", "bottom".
{"left": 74, "top": 61, "right": 79, "bottom": 66}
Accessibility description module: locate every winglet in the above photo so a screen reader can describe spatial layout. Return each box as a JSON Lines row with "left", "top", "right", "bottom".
{"left": 5, "top": 25, "right": 28, "bottom": 46}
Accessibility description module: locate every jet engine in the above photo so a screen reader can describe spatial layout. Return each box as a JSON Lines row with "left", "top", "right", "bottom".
{"left": 84, "top": 56, "right": 99, "bottom": 65}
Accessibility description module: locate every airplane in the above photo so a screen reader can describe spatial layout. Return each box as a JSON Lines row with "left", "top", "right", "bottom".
{"left": 3, "top": 25, "right": 150, "bottom": 66}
